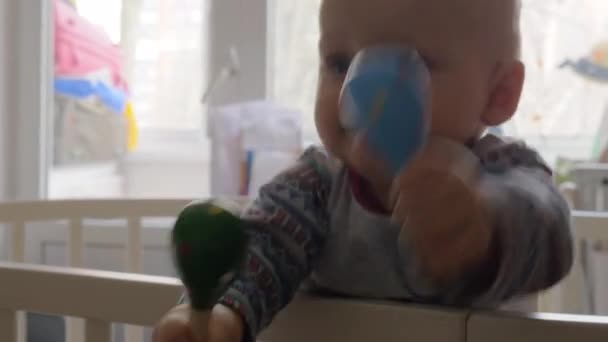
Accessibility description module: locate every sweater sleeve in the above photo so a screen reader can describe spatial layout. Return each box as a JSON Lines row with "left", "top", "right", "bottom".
{"left": 399, "top": 134, "right": 574, "bottom": 307}
{"left": 469, "top": 135, "right": 574, "bottom": 307}
{"left": 217, "top": 147, "right": 334, "bottom": 340}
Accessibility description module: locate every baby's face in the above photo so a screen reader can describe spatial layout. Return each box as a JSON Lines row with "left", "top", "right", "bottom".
{"left": 315, "top": 0, "right": 520, "bottom": 182}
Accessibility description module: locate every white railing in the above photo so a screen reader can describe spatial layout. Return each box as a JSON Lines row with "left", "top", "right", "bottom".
{"left": 1, "top": 261, "right": 608, "bottom": 342}
{"left": 538, "top": 211, "right": 608, "bottom": 315}
{"left": 0, "top": 199, "right": 607, "bottom": 341}
{"left": 558, "top": 163, "right": 608, "bottom": 314}
{"left": 568, "top": 163, "right": 608, "bottom": 211}
{"left": 0, "top": 262, "right": 182, "bottom": 342}
{"left": 0, "top": 199, "right": 192, "bottom": 342}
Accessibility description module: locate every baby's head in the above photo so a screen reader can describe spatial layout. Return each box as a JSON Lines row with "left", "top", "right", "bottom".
{"left": 315, "top": 0, "right": 524, "bottom": 183}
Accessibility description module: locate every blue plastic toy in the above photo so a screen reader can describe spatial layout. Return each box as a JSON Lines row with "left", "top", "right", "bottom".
{"left": 340, "top": 46, "right": 431, "bottom": 176}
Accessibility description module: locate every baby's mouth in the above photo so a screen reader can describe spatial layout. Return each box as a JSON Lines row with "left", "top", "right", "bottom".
{"left": 347, "top": 168, "right": 389, "bottom": 215}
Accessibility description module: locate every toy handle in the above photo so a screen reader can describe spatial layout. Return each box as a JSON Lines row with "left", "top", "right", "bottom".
{"left": 190, "top": 309, "right": 211, "bottom": 342}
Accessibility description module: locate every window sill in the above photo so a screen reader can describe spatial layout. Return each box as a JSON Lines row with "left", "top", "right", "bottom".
{"left": 126, "top": 127, "right": 210, "bottom": 163}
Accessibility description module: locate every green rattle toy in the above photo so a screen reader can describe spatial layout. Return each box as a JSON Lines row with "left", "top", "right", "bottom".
{"left": 171, "top": 199, "right": 248, "bottom": 341}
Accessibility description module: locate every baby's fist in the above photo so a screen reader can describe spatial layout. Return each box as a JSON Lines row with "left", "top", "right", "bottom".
{"left": 153, "top": 304, "right": 244, "bottom": 342}
{"left": 390, "top": 137, "right": 492, "bottom": 287}
{"left": 153, "top": 304, "right": 193, "bottom": 342}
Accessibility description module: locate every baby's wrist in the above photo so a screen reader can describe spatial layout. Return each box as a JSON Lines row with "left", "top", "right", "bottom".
{"left": 213, "top": 303, "right": 247, "bottom": 342}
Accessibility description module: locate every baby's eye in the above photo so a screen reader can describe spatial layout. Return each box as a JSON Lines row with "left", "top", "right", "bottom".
{"left": 324, "top": 54, "right": 352, "bottom": 75}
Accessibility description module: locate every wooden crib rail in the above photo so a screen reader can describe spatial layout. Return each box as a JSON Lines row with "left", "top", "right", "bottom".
{"left": 0, "top": 199, "right": 192, "bottom": 263}
{"left": 550, "top": 211, "right": 608, "bottom": 314}
{"left": 467, "top": 311, "right": 608, "bottom": 342}
{"left": 1, "top": 199, "right": 607, "bottom": 341}
{"left": 261, "top": 295, "right": 470, "bottom": 342}
{"left": 1, "top": 262, "right": 608, "bottom": 342}
{"left": 0, "top": 199, "right": 195, "bottom": 342}
{"left": 572, "top": 210, "right": 608, "bottom": 240}
{"left": 264, "top": 298, "right": 608, "bottom": 342}
{"left": 0, "top": 261, "right": 182, "bottom": 342}
{"left": 569, "top": 163, "right": 608, "bottom": 211}
{"left": 0, "top": 199, "right": 193, "bottom": 221}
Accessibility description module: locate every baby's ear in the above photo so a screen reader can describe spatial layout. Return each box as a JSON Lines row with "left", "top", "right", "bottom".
{"left": 482, "top": 61, "right": 525, "bottom": 126}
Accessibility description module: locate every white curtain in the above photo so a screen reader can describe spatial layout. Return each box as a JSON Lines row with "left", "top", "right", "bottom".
{"left": 514, "top": 0, "right": 608, "bottom": 163}
{"left": 268, "top": 0, "right": 321, "bottom": 145}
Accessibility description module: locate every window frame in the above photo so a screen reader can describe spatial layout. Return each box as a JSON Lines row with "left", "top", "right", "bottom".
{"left": 14, "top": 0, "right": 271, "bottom": 199}
{"left": 5, "top": 0, "right": 54, "bottom": 200}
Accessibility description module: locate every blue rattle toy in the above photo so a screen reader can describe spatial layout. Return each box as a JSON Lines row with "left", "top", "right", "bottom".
{"left": 340, "top": 45, "right": 431, "bottom": 176}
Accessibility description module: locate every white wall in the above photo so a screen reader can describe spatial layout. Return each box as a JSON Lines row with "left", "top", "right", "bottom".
{"left": 0, "top": 1, "right": 17, "bottom": 200}
{"left": 0, "top": 0, "right": 15, "bottom": 261}
{"left": 0, "top": 1, "right": 6, "bottom": 199}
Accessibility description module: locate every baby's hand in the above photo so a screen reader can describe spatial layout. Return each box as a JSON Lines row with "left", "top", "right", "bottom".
{"left": 153, "top": 304, "right": 244, "bottom": 342}
{"left": 390, "top": 137, "right": 492, "bottom": 287}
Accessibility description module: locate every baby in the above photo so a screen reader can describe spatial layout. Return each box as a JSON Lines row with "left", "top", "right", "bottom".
{"left": 154, "top": 0, "right": 573, "bottom": 341}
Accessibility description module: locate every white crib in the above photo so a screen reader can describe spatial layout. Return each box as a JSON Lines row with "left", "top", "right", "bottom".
{"left": 0, "top": 199, "right": 607, "bottom": 342}
{"left": 0, "top": 199, "right": 192, "bottom": 342}
{"left": 558, "top": 162, "right": 608, "bottom": 314}
{"left": 567, "top": 163, "right": 608, "bottom": 211}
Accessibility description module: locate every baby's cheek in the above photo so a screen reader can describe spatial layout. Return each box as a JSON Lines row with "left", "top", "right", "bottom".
{"left": 430, "top": 104, "right": 482, "bottom": 143}
{"left": 429, "top": 79, "right": 486, "bottom": 142}
{"left": 315, "top": 77, "right": 344, "bottom": 147}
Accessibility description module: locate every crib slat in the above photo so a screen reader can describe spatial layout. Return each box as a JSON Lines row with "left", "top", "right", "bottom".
{"left": 68, "top": 218, "right": 84, "bottom": 267}
{"left": 7, "top": 225, "right": 26, "bottom": 341}
{"left": 66, "top": 317, "right": 85, "bottom": 342}
{"left": 600, "top": 183, "right": 608, "bottom": 211}
{"left": 595, "top": 187, "right": 605, "bottom": 211}
{"left": 0, "top": 309, "right": 17, "bottom": 342}
{"left": 125, "top": 325, "right": 144, "bottom": 342}
{"left": 126, "top": 216, "right": 144, "bottom": 342}
{"left": 0, "top": 310, "right": 26, "bottom": 342}
{"left": 11, "top": 221, "right": 25, "bottom": 262}
{"left": 6, "top": 225, "right": 26, "bottom": 342}
{"left": 67, "top": 218, "right": 85, "bottom": 342}
{"left": 84, "top": 319, "right": 112, "bottom": 342}
{"left": 127, "top": 217, "right": 142, "bottom": 273}
{"left": 16, "top": 312, "right": 26, "bottom": 342}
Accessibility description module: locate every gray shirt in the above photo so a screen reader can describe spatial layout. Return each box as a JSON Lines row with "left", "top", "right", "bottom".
{"left": 216, "top": 135, "right": 573, "bottom": 339}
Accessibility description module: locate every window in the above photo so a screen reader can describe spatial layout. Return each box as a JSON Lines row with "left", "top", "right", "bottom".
{"left": 70, "top": 0, "right": 206, "bottom": 130}
{"left": 50, "top": 0, "right": 210, "bottom": 199}
{"left": 73, "top": 0, "right": 121, "bottom": 44}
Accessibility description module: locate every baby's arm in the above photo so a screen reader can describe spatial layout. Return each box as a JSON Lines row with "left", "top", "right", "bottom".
{"left": 467, "top": 135, "right": 574, "bottom": 306}
{"left": 214, "top": 148, "right": 332, "bottom": 341}
{"left": 396, "top": 134, "right": 573, "bottom": 307}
